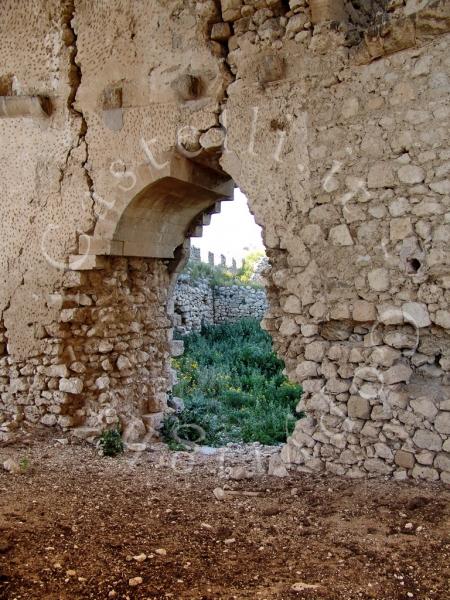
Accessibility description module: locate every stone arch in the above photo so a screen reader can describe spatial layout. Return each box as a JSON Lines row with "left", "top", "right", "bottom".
{"left": 73, "top": 152, "right": 233, "bottom": 264}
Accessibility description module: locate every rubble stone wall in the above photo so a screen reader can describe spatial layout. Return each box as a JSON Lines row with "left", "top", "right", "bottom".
{"left": 173, "top": 275, "right": 267, "bottom": 334}
{"left": 0, "top": 0, "right": 449, "bottom": 482}
{"left": 218, "top": 0, "right": 450, "bottom": 483}
{"left": 0, "top": 257, "right": 171, "bottom": 441}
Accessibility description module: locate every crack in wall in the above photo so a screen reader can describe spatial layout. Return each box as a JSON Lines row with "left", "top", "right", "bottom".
{"left": 60, "top": 1, "right": 95, "bottom": 227}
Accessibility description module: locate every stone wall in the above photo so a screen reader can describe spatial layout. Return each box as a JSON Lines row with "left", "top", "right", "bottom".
{"left": 215, "top": 0, "right": 450, "bottom": 483}
{"left": 0, "top": 257, "right": 171, "bottom": 442}
{"left": 173, "top": 276, "right": 215, "bottom": 334}
{"left": 173, "top": 274, "right": 267, "bottom": 334}
{"left": 0, "top": 0, "right": 449, "bottom": 482}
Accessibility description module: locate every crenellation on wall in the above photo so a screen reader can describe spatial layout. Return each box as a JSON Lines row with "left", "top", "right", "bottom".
{"left": 0, "top": 0, "right": 448, "bottom": 482}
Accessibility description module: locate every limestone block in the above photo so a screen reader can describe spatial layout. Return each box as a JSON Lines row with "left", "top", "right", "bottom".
{"left": 434, "top": 452, "right": 450, "bottom": 473}
{"left": 375, "top": 442, "right": 394, "bottom": 461}
{"left": 371, "top": 404, "right": 393, "bottom": 420}
{"left": 364, "top": 458, "right": 393, "bottom": 475}
{"left": 402, "top": 302, "right": 431, "bottom": 328}
{"left": 354, "top": 366, "right": 381, "bottom": 382}
{"left": 286, "top": 13, "right": 307, "bottom": 36}
{"left": 348, "top": 396, "right": 370, "bottom": 419}
{"left": 395, "top": 449, "right": 415, "bottom": 469}
{"left": 352, "top": 301, "right": 376, "bottom": 322}
{"left": 98, "top": 340, "right": 114, "bottom": 353}
{"left": 283, "top": 295, "right": 302, "bottom": 314}
{"left": 383, "top": 423, "right": 409, "bottom": 441}
{"left": 416, "top": 450, "right": 434, "bottom": 466}
{"left": 383, "top": 330, "right": 417, "bottom": 349}
{"left": 370, "top": 346, "right": 401, "bottom": 367}
{"left": 305, "top": 341, "right": 328, "bottom": 362}
{"left": 367, "top": 162, "right": 395, "bottom": 188}
{"left": 301, "top": 324, "right": 318, "bottom": 337}
{"left": 413, "top": 429, "right": 442, "bottom": 451}
{"left": 279, "top": 317, "right": 300, "bottom": 336}
{"left": 95, "top": 376, "right": 110, "bottom": 390}
{"left": 59, "top": 378, "right": 83, "bottom": 394}
{"left": 329, "top": 224, "right": 353, "bottom": 246}
{"left": 433, "top": 310, "right": 450, "bottom": 330}
{"left": 211, "top": 22, "right": 232, "bottom": 41}
{"left": 221, "top": 0, "right": 242, "bottom": 21}
{"left": 429, "top": 179, "right": 450, "bottom": 195}
{"left": 435, "top": 412, "right": 450, "bottom": 434}
{"left": 411, "top": 465, "right": 439, "bottom": 482}
{"left": 45, "top": 364, "right": 69, "bottom": 378}
{"left": 117, "top": 355, "right": 132, "bottom": 370}
{"left": 410, "top": 397, "right": 438, "bottom": 421}
{"left": 368, "top": 268, "right": 390, "bottom": 292}
{"left": 390, "top": 217, "right": 413, "bottom": 242}
{"left": 397, "top": 165, "right": 425, "bottom": 184}
{"left": 295, "top": 361, "right": 319, "bottom": 381}
{"left": 40, "top": 414, "right": 57, "bottom": 427}
{"left": 383, "top": 364, "right": 413, "bottom": 385}
{"left": 326, "top": 378, "right": 350, "bottom": 394}
{"left": 377, "top": 305, "right": 404, "bottom": 325}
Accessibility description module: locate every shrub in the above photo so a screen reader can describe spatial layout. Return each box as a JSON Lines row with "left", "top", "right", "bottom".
{"left": 184, "top": 253, "right": 265, "bottom": 288}
{"left": 165, "top": 318, "right": 302, "bottom": 447}
{"left": 99, "top": 428, "right": 124, "bottom": 457}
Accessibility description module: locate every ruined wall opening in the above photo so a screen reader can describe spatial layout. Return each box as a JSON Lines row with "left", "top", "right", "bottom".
{"left": 166, "top": 186, "right": 302, "bottom": 450}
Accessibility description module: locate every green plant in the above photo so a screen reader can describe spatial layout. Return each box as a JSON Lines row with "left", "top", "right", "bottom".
{"left": 184, "top": 253, "right": 265, "bottom": 289}
{"left": 99, "top": 428, "right": 124, "bottom": 457}
{"left": 18, "top": 457, "right": 30, "bottom": 473}
{"left": 166, "top": 318, "right": 302, "bottom": 447}
{"left": 236, "top": 250, "right": 265, "bottom": 284}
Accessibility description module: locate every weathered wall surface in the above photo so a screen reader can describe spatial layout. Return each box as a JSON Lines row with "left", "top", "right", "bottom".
{"left": 0, "top": 0, "right": 449, "bottom": 482}
{"left": 218, "top": 0, "right": 450, "bottom": 482}
{"left": 0, "top": 256, "right": 171, "bottom": 440}
{"left": 0, "top": 0, "right": 227, "bottom": 440}
{"left": 173, "top": 274, "right": 267, "bottom": 334}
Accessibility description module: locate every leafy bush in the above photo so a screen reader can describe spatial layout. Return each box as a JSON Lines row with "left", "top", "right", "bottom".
{"left": 236, "top": 250, "right": 265, "bottom": 284}
{"left": 166, "top": 319, "right": 302, "bottom": 447}
{"left": 99, "top": 428, "right": 124, "bottom": 457}
{"left": 185, "top": 253, "right": 264, "bottom": 288}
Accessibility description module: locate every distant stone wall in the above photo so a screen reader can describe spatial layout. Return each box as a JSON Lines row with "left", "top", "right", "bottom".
{"left": 173, "top": 275, "right": 267, "bottom": 334}
{"left": 214, "top": 285, "right": 268, "bottom": 324}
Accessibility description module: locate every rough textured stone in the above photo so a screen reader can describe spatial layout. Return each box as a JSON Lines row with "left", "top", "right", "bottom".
{"left": 395, "top": 450, "right": 415, "bottom": 469}
{"left": 435, "top": 412, "right": 450, "bottom": 435}
{"left": 0, "top": 0, "right": 448, "bottom": 486}
{"left": 397, "top": 165, "right": 425, "bottom": 184}
{"left": 59, "top": 378, "right": 83, "bottom": 395}
{"left": 413, "top": 430, "right": 442, "bottom": 452}
{"left": 348, "top": 396, "right": 370, "bottom": 420}
{"left": 368, "top": 269, "right": 390, "bottom": 292}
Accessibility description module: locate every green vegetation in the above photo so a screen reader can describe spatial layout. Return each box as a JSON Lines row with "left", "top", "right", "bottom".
{"left": 99, "top": 428, "right": 124, "bottom": 457}
{"left": 18, "top": 457, "right": 30, "bottom": 473}
{"left": 164, "top": 319, "right": 302, "bottom": 448}
{"left": 237, "top": 250, "right": 265, "bottom": 284}
{"left": 185, "top": 250, "right": 265, "bottom": 288}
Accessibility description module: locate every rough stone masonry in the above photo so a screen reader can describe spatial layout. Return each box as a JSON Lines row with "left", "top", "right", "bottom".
{"left": 0, "top": 0, "right": 449, "bottom": 482}
{"left": 173, "top": 273, "right": 268, "bottom": 334}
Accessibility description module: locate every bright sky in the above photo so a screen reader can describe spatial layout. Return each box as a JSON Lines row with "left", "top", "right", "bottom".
{"left": 193, "top": 189, "right": 264, "bottom": 266}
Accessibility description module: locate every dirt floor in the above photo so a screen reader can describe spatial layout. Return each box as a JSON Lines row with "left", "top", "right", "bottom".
{"left": 0, "top": 430, "right": 449, "bottom": 600}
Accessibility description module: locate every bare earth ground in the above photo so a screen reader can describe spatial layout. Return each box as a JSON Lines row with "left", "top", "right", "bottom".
{"left": 0, "top": 430, "right": 449, "bottom": 600}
